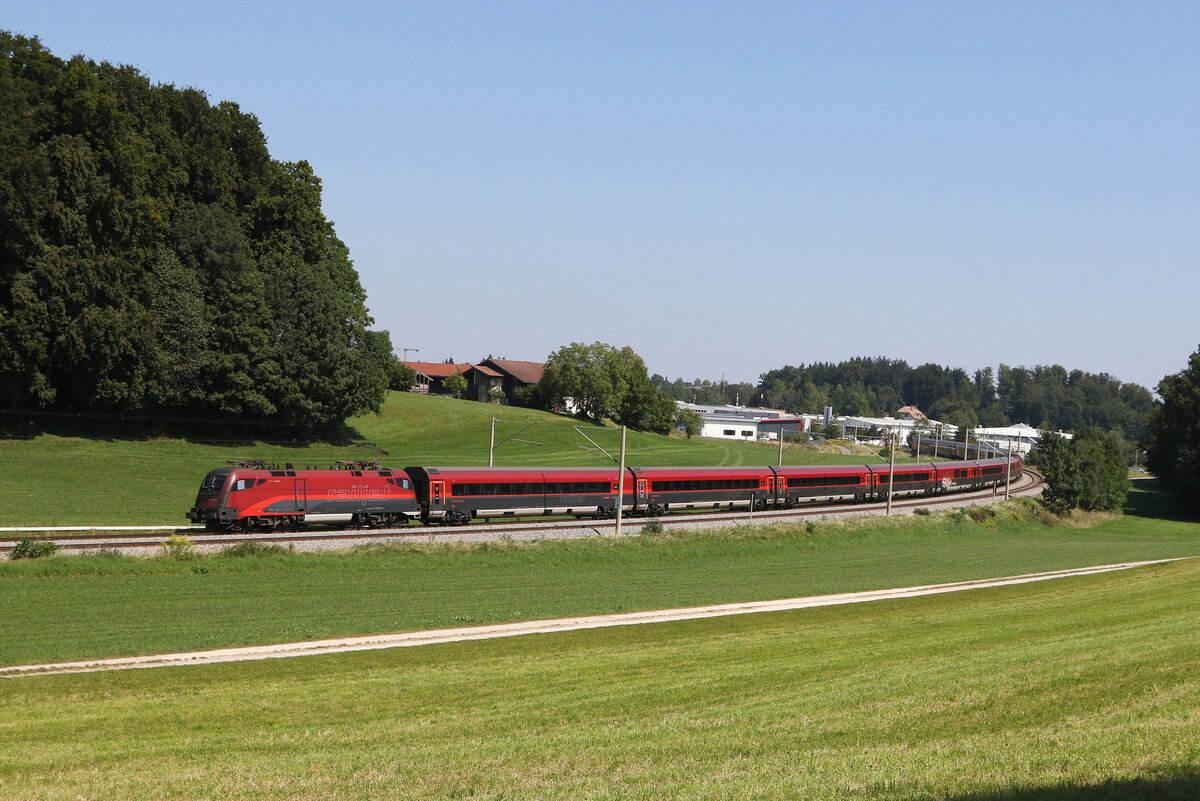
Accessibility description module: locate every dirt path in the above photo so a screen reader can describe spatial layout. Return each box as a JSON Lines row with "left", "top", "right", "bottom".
{"left": 4, "top": 558, "right": 1187, "bottom": 678}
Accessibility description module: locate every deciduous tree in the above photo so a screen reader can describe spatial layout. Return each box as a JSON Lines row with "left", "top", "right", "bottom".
{"left": 442, "top": 372, "right": 467, "bottom": 398}
{"left": 0, "top": 32, "right": 394, "bottom": 428}
{"left": 1146, "top": 346, "right": 1200, "bottom": 516}
{"left": 1037, "top": 427, "right": 1127, "bottom": 513}
{"left": 541, "top": 342, "right": 678, "bottom": 433}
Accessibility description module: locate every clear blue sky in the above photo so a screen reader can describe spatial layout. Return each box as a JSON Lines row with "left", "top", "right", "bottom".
{"left": 8, "top": 1, "right": 1198, "bottom": 392}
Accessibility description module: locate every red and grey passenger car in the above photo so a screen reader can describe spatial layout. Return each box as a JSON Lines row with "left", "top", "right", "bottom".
{"left": 403, "top": 466, "right": 634, "bottom": 525}
{"left": 627, "top": 466, "right": 777, "bottom": 515}
{"left": 772, "top": 464, "right": 873, "bottom": 505}
{"left": 870, "top": 464, "right": 940, "bottom": 499}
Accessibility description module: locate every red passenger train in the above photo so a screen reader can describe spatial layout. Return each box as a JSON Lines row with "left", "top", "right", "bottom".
{"left": 188, "top": 454, "right": 1023, "bottom": 531}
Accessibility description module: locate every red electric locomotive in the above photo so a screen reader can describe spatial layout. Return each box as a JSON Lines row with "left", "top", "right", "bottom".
{"left": 187, "top": 461, "right": 420, "bottom": 530}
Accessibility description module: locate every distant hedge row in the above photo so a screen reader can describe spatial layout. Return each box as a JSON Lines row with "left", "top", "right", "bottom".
{"left": 0, "top": 32, "right": 393, "bottom": 427}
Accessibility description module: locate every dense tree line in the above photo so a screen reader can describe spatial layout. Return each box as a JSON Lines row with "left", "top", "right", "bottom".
{"left": 0, "top": 33, "right": 393, "bottom": 428}
{"left": 1146, "top": 346, "right": 1200, "bottom": 516}
{"left": 655, "top": 356, "right": 1154, "bottom": 442}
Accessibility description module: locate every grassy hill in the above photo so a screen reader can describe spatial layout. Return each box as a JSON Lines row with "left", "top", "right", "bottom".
{"left": 0, "top": 392, "right": 882, "bottom": 526}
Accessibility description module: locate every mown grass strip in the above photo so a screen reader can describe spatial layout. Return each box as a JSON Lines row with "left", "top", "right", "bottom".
{"left": 1, "top": 559, "right": 1196, "bottom": 800}
{"left": 3, "top": 559, "right": 1181, "bottom": 677}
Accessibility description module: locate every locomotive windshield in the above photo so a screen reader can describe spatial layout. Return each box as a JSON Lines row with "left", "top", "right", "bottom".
{"left": 198, "top": 469, "right": 231, "bottom": 496}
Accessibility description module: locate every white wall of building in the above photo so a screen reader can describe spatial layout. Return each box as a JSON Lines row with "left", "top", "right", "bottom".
{"left": 699, "top": 419, "right": 759, "bottom": 440}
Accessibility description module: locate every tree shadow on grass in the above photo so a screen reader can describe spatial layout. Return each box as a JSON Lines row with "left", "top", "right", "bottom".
{"left": 1122, "top": 478, "right": 1195, "bottom": 523}
{"left": 923, "top": 769, "right": 1200, "bottom": 801}
{"left": 0, "top": 411, "right": 367, "bottom": 449}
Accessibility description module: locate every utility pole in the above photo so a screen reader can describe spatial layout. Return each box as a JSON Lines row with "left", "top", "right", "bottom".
{"left": 572, "top": 424, "right": 628, "bottom": 536}
{"left": 1005, "top": 435, "right": 1012, "bottom": 501}
{"left": 778, "top": 431, "right": 785, "bottom": 466}
{"left": 488, "top": 418, "right": 496, "bottom": 467}
{"left": 488, "top": 419, "right": 542, "bottom": 467}
{"left": 886, "top": 426, "right": 898, "bottom": 516}
{"left": 615, "top": 426, "right": 626, "bottom": 537}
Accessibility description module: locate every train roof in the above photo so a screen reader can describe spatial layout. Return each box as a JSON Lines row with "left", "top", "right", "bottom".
{"left": 406, "top": 466, "right": 624, "bottom": 478}
{"left": 224, "top": 465, "right": 404, "bottom": 475}
{"left": 628, "top": 466, "right": 774, "bottom": 476}
{"left": 772, "top": 464, "right": 872, "bottom": 475}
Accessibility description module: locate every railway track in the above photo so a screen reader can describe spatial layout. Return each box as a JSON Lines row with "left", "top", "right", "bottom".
{"left": 0, "top": 471, "right": 1043, "bottom": 558}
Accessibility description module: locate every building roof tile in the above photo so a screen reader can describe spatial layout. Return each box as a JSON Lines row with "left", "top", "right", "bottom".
{"left": 402, "top": 362, "right": 469, "bottom": 378}
{"left": 483, "top": 359, "right": 545, "bottom": 384}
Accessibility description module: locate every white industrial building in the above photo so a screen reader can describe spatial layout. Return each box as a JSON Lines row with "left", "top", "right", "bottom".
{"left": 675, "top": 402, "right": 787, "bottom": 441}
{"left": 841, "top": 415, "right": 928, "bottom": 444}
{"left": 973, "top": 423, "right": 1068, "bottom": 455}
{"left": 677, "top": 401, "right": 1067, "bottom": 453}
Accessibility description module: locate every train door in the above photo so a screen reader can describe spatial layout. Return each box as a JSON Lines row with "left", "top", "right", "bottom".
{"left": 294, "top": 479, "right": 307, "bottom": 513}
{"left": 637, "top": 479, "right": 647, "bottom": 507}
{"left": 430, "top": 480, "right": 445, "bottom": 507}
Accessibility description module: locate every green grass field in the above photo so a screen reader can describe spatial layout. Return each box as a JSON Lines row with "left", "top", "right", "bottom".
{"left": 0, "top": 392, "right": 883, "bottom": 526}
{"left": 2, "top": 557, "right": 1196, "bottom": 800}
{"left": 2, "top": 485, "right": 1196, "bottom": 668}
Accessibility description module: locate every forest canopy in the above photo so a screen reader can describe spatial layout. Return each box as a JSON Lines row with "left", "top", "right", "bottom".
{"left": 654, "top": 356, "right": 1155, "bottom": 443}
{"left": 0, "top": 32, "right": 393, "bottom": 428}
